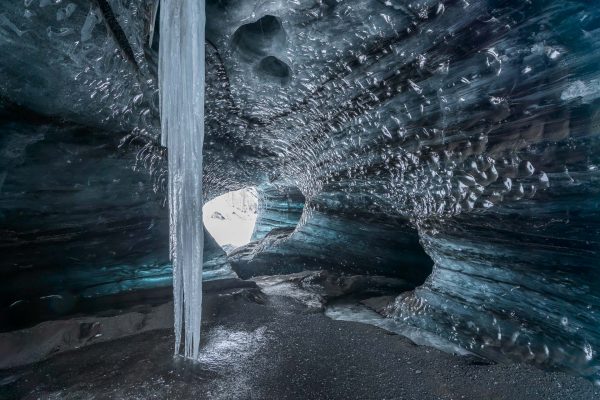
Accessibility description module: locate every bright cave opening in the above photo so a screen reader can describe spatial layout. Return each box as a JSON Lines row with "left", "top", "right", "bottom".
{"left": 203, "top": 187, "right": 259, "bottom": 251}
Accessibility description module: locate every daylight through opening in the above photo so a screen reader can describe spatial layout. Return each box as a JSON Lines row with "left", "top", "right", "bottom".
{"left": 203, "top": 187, "right": 258, "bottom": 250}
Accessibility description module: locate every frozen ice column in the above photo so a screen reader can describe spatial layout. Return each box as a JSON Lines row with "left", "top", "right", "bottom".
{"left": 159, "top": 0, "right": 206, "bottom": 360}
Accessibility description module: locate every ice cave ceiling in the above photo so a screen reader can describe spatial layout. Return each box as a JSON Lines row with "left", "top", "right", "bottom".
{"left": 0, "top": 0, "right": 599, "bottom": 382}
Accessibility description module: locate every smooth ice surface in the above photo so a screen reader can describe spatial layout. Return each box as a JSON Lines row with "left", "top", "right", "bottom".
{"left": 159, "top": 0, "right": 206, "bottom": 360}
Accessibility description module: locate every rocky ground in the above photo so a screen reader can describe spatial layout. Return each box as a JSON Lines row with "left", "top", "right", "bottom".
{"left": 0, "top": 275, "right": 598, "bottom": 400}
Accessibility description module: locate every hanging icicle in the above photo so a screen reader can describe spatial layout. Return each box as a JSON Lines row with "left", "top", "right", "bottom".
{"left": 159, "top": 0, "right": 206, "bottom": 360}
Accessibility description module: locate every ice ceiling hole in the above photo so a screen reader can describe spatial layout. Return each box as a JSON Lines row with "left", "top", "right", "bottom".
{"left": 231, "top": 15, "right": 286, "bottom": 61}
{"left": 256, "top": 56, "right": 291, "bottom": 85}
{"left": 203, "top": 188, "right": 258, "bottom": 249}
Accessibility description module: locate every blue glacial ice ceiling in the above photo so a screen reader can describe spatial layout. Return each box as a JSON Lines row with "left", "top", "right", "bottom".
{"left": 0, "top": 0, "right": 599, "bottom": 381}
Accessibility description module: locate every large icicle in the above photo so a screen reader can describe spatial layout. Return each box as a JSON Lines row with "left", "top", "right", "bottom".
{"left": 159, "top": 0, "right": 205, "bottom": 360}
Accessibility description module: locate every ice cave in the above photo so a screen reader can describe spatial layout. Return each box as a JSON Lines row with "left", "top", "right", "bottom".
{"left": 0, "top": 0, "right": 599, "bottom": 399}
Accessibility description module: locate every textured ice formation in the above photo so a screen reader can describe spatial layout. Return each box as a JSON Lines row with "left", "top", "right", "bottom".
{"left": 205, "top": 0, "right": 600, "bottom": 381}
{"left": 0, "top": 0, "right": 599, "bottom": 382}
{"left": 159, "top": 0, "right": 206, "bottom": 360}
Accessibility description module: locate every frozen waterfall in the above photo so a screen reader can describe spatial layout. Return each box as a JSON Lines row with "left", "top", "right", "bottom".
{"left": 159, "top": 0, "right": 206, "bottom": 360}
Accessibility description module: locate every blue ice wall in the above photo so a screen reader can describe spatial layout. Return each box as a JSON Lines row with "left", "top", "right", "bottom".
{"left": 0, "top": 0, "right": 599, "bottom": 381}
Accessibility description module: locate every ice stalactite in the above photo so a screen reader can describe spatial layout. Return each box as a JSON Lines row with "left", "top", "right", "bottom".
{"left": 159, "top": 0, "right": 206, "bottom": 360}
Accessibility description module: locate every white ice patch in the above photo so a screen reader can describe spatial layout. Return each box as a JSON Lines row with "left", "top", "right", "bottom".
{"left": 253, "top": 273, "right": 325, "bottom": 310}
{"left": 258, "top": 282, "right": 324, "bottom": 310}
{"left": 325, "top": 301, "right": 471, "bottom": 356}
{"left": 561, "top": 79, "right": 600, "bottom": 103}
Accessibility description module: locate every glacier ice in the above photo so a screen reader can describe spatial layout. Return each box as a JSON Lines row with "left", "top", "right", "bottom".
{"left": 159, "top": 0, "right": 206, "bottom": 360}
{"left": 0, "top": 0, "right": 599, "bottom": 384}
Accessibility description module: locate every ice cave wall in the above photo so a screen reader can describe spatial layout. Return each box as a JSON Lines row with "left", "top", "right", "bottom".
{"left": 0, "top": 106, "right": 229, "bottom": 330}
{"left": 0, "top": 0, "right": 599, "bottom": 381}
{"left": 230, "top": 184, "right": 433, "bottom": 283}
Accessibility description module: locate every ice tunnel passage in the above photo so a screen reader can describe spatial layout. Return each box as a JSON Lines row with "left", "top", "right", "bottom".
{"left": 0, "top": 0, "right": 600, "bottom": 397}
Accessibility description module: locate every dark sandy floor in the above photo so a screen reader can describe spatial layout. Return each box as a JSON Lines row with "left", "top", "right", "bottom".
{"left": 1, "top": 284, "right": 598, "bottom": 400}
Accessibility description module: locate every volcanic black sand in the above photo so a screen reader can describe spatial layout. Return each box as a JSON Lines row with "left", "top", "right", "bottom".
{"left": 1, "top": 281, "right": 598, "bottom": 400}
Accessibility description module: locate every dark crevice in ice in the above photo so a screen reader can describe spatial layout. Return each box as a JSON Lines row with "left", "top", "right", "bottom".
{"left": 94, "top": 0, "right": 140, "bottom": 72}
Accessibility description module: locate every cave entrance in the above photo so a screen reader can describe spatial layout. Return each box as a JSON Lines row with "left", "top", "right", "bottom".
{"left": 203, "top": 188, "right": 258, "bottom": 251}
